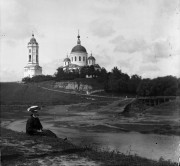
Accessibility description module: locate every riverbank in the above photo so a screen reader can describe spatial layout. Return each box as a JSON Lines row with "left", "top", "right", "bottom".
{"left": 1, "top": 127, "right": 177, "bottom": 166}
{"left": 1, "top": 82, "right": 179, "bottom": 165}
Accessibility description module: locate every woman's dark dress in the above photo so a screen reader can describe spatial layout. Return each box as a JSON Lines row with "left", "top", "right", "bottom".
{"left": 26, "top": 115, "right": 57, "bottom": 138}
{"left": 26, "top": 115, "right": 43, "bottom": 135}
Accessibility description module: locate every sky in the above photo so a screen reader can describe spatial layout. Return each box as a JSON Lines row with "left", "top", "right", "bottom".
{"left": 0, "top": 0, "right": 180, "bottom": 82}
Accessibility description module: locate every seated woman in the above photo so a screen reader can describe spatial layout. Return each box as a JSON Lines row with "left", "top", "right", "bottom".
{"left": 26, "top": 106, "right": 57, "bottom": 138}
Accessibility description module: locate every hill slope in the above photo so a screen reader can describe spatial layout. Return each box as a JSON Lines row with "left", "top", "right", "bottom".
{"left": 0, "top": 82, "right": 90, "bottom": 105}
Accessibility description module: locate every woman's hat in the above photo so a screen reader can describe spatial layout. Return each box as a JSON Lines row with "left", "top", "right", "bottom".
{"left": 27, "top": 106, "right": 41, "bottom": 113}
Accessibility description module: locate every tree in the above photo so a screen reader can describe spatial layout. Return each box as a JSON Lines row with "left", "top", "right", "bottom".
{"left": 137, "top": 76, "right": 178, "bottom": 96}
{"left": 89, "top": 65, "right": 95, "bottom": 77}
{"left": 54, "top": 67, "right": 65, "bottom": 81}
{"left": 128, "top": 74, "right": 142, "bottom": 94}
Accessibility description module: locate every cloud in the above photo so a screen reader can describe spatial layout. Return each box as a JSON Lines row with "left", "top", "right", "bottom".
{"left": 42, "top": 59, "right": 62, "bottom": 75}
{"left": 142, "top": 38, "right": 173, "bottom": 63}
{"left": 89, "top": 19, "right": 115, "bottom": 38}
{"left": 159, "top": 0, "right": 179, "bottom": 15}
{"left": 1, "top": 0, "right": 42, "bottom": 46}
{"left": 0, "top": 68, "right": 23, "bottom": 82}
{"left": 93, "top": 49, "right": 113, "bottom": 70}
{"left": 111, "top": 36, "right": 147, "bottom": 53}
{"left": 137, "top": 63, "right": 161, "bottom": 78}
{"left": 117, "top": 59, "right": 131, "bottom": 68}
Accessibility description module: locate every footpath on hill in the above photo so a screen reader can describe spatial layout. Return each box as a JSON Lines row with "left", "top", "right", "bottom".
{"left": 39, "top": 85, "right": 124, "bottom": 99}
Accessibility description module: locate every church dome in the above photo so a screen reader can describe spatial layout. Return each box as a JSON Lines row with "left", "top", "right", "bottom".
{"left": 71, "top": 32, "right": 87, "bottom": 53}
{"left": 88, "top": 55, "right": 95, "bottom": 60}
{"left": 71, "top": 45, "right": 87, "bottom": 53}
{"left": 28, "top": 34, "right": 38, "bottom": 45}
{"left": 63, "top": 57, "right": 70, "bottom": 62}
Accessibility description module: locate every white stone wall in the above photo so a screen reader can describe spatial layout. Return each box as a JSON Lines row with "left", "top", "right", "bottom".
{"left": 64, "top": 61, "right": 70, "bottom": 67}
{"left": 88, "top": 59, "right": 95, "bottom": 66}
{"left": 69, "top": 52, "right": 87, "bottom": 66}
{"left": 54, "top": 81, "right": 92, "bottom": 91}
{"left": 24, "top": 66, "right": 42, "bottom": 78}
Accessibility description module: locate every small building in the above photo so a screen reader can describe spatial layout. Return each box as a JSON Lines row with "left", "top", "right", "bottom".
{"left": 24, "top": 34, "right": 42, "bottom": 78}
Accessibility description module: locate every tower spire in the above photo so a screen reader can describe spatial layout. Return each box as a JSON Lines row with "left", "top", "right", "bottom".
{"left": 77, "top": 29, "right": 81, "bottom": 45}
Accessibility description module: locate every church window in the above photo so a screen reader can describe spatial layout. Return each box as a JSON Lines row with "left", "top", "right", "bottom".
{"left": 29, "top": 49, "right": 31, "bottom": 53}
{"left": 83, "top": 57, "right": 85, "bottom": 61}
{"left": 29, "top": 55, "right": 31, "bottom": 62}
{"left": 36, "top": 55, "right": 38, "bottom": 62}
{"left": 75, "top": 56, "right": 76, "bottom": 61}
{"left": 79, "top": 56, "right": 81, "bottom": 61}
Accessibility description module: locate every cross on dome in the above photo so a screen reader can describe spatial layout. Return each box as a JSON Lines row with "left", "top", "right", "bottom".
{"left": 77, "top": 30, "right": 81, "bottom": 45}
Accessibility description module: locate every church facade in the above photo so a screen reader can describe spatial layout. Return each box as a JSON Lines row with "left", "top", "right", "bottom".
{"left": 62, "top": 33, "right": 101, "bottom": 72}
{"left": 24, "top": 34, "right": 42, "bottom": 78}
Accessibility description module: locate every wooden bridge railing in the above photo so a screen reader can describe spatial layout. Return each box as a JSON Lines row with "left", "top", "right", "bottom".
{"left": 136, "top": 96, "right": 177, "bottom": 106}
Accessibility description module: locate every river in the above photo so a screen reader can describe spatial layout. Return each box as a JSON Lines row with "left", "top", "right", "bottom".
{"left": 3, "top": 104, "right": 180, "bottom": 163}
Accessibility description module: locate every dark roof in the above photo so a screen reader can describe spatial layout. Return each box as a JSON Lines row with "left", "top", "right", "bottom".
{"left": 63, "top": 57, "right": 70, "bottom": 62}
{"left": 71, "top": 45, "right": 87, "bottom": 53}
{"left": 88, "top": 55, "right": 95, "bottom": 60}
{"left": 28, "top": 34, "right": 38, "bottom": 45}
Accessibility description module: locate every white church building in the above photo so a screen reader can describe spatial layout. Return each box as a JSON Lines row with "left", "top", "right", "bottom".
{"left": 62, "top": 32, "right": 101, "bottom": 72}
{"left": 24, "top": 34, "right": 42, "bottom": 78}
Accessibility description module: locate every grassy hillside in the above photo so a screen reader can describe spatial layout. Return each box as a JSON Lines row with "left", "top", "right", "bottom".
{"left": 0, "top": 82, "right": 114, "bottom": 106}
{"left": 0, "top": 82, "right": 90, "bottom": 105}
{"left": 35, "top": 78, "right": 104, "bottom": 90}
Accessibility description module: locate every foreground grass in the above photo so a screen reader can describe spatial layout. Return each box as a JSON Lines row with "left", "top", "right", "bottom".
{"left": 1, "top": 128, "right": 177, "bottom": 166}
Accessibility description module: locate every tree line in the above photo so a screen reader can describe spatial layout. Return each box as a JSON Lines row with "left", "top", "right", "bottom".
{"left": 22, "top": 66, "right": 179, "bottom": 96}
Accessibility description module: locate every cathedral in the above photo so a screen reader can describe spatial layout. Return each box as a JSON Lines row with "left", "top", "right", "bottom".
{"left": 62, "top": 32, "right": 101, "bottom": 72}
{"left": 24, "top": 34, "right": 42, "bottom": 78}
{"left": 24, "top": 32, "right": 100, "bottom": 78}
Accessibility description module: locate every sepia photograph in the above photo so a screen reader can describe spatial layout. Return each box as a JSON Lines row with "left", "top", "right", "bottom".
{"left": 1, "top": 0, "right": 180, "bottom": 165}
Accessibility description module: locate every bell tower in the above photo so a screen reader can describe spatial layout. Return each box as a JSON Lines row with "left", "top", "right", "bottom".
{"left": 27, "top": 33, "right": 39, "bottom": 64}
{"left": 24, "top": 34, "right": 42, "bottom": 78}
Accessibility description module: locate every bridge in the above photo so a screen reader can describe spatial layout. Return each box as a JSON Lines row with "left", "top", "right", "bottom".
{"left": 136, "top": 96, "right": 177, "bottom": 106}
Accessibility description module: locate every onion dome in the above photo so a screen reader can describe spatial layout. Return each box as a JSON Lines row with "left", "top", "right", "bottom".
{"left": 64, "top": 53, "right": 70, "bottom": 62}
{"left": 88, "top": 53, "right": 95, "bottom": 60}
{"left": 28, "top": 34, "right": 38, "bottom": 45}
{"left": 63, "top": 57, "right": 70, "bottom": 62}
{"left": 71, "top": 32, "right": 87, "bottom": 53}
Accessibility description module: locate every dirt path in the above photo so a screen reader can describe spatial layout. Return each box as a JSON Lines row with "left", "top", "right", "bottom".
{"left": 40, "top": 86, "right": 124, "bottom": 99}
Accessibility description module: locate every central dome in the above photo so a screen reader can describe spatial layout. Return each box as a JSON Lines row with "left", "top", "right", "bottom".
{"left": 71, "top": 32, "right": 87, "bottom": 53}
{"left": 71, "top": 45, "right": 87, "bottom": 53}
